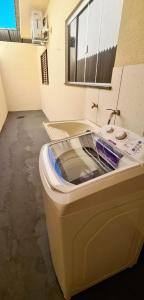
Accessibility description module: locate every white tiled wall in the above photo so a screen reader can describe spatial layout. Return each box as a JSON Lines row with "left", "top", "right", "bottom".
{"left": 85, "top": 88, "right": 99, "bottom": 124}
{"left": 85, "top": 64, "right": 144, "bottom": 136}
{"left": 115, "top": 64, "right": 144, "bottom": 136}
{"left": 96, "top": 67, "right": 123, "bottom": 127}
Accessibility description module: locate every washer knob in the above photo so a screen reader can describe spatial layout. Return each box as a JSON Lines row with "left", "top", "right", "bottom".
{"left": 106, "top": 126, "right": 114, "bottom": 133}
{"left": 115, "top": 130, "right": 127, "bottom": 140}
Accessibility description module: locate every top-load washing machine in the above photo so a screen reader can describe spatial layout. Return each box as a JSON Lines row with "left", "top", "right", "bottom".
{"left": 39, "top": 125, "right": 144, "bottom": 299}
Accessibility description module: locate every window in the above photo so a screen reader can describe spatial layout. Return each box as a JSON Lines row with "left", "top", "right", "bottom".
{"left": 66, "top": 0, "right": 123, "bottom": 88}
{"left": 0, "top": 0, "right": 16, "bottom": 29}
{"left": 41, "top": 50, "right": 49, "bottom": 85}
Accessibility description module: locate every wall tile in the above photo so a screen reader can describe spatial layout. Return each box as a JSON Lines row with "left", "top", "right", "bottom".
{"left": 85, "top": 89, "right": 99, "bottom": 123}
{"left": 96, "top": 67, "right": 123, "bottom": 126}
{"left": 115, "top": 64, "right": 144, "bottom": 136}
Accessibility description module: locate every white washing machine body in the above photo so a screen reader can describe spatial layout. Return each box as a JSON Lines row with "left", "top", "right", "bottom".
{"left": 39, "top": 126, "right": 144, "bottom": 299}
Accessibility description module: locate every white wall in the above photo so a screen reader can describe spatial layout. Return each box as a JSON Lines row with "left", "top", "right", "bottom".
{"left": 85, "top": 64, "right": 144, "bottom": 137}
{"left": 84, "top": 0, "right": 144, "bottom": 136}
{"left": 85, "top": 67, "right": 123, "bottom": 126}
{"left": 0, "top": 71, "right": 8, "bottom": 131}
{"left": 37, "top": 0, "right": 86, "bottom": 121}
{"left": 0, "top": 0, "right": 142, "bottom": 136}
{"left": 115, "top": 64, "right": 144, "bottom": 136}
{"left": 0, "top": 42, "right": 41, "bottom": 111}
{"left": 36, "top": 0, "right": 144, "bottom": 136}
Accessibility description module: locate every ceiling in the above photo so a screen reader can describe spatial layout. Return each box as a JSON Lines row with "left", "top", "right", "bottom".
{"left": 19, "top": 0, "right": 48, "bottom": 39}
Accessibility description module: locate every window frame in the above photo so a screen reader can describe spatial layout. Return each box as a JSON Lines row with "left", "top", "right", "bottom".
{"left": 65, "top": 0, "right": 115, "bottom": 90}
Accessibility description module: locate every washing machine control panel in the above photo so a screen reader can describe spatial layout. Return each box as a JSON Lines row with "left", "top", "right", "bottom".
{"left": 99, "top": 125, "right": 144, "bottom": 162}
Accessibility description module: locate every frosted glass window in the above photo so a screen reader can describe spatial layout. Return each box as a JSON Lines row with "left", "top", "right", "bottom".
{"left": 96, "top": 0, "right": 123, "bottom": 83}
{"left": 76, "top": 6, "right": 88, "bottom": 82}
{"left": 66, "top": 0, "right": 123, "bottom": 87}
{"left": 85, "top": 0, "right": 101, "bottom": 82}
{"left": 68, "top": 19, "right": 77, "bottom": 82}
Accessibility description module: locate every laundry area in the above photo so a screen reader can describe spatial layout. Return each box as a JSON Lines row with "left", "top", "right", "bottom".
{"left": 0, "top": 112, "right": 143, "bottom": 300}
{"left": 0, "top": 0, "right": 144, "bottom": 300}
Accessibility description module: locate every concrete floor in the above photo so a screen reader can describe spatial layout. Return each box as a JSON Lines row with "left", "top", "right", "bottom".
{"left": 0, "top": 110, "right": 144, "bottom": 300}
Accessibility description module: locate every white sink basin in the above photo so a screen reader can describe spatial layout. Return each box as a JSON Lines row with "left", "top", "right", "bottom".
{"left": 43, "top": 119, "right": 100, "bottom": 141}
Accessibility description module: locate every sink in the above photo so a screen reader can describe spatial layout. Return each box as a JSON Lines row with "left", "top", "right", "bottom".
{"left": 43, "top": 119, "right": 100, "bottom": 141}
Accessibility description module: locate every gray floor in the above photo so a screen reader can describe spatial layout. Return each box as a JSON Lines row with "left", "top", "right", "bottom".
{"left": 0, "top": 111, "right": 64, "bottom": 300}
{"left": 0, "top": 111, "right": 144, "bottom": 300}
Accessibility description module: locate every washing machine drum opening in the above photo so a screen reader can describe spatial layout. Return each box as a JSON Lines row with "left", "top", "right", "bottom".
{"left": 56, "top": 147, "right": 108, "bottom": 185}
{"left": 48, "top": 135, "right": 118, "bottom": 185}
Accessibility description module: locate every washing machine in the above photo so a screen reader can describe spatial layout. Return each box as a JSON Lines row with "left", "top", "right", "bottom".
{"left": 39, "top": 125, "right": 144, "bottom": 299}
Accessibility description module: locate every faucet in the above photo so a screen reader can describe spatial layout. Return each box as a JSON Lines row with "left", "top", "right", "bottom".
{"left": 106, "top": 109, "right": 120, "bottom": 125}
{"left": 91, "top": 102, "right": 98, "bottom": 109}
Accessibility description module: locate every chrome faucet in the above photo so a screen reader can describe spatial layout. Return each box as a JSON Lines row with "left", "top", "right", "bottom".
{"left": 91, "top": 102, "right": 98, "bottom": 109}
{"left": 106, "top": 109, "right": 120, "bottom": 125}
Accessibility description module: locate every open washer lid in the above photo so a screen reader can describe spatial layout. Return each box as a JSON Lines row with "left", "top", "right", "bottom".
{"left": 41, "top": 132, "right": 129, "bottom": 192}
